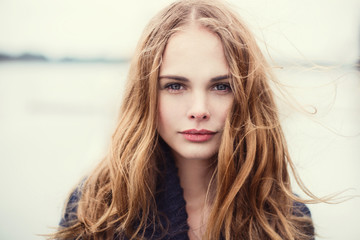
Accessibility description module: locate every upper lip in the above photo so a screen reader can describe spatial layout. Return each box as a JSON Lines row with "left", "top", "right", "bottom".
{"left": 180, "top": 129, "right": 216, "bottom": 134}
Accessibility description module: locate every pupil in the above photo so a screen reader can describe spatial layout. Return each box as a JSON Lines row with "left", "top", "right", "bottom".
{"left": 218, "top": 84, "right": 226, "bottom": 90}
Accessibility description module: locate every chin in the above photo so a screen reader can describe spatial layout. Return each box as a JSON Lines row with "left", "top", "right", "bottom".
{"left": 173, "top": 146, "right": 218, "bottom": 162}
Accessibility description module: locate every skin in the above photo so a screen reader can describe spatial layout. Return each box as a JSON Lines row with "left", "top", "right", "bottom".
{"left": 157, "top": 23, "right": 234, "bottom": 239}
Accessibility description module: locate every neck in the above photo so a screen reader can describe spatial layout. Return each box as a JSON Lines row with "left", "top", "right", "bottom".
{"left": 174, "top": 154, "right": 215, "bottom": 239}
{"left": 174, "top": 154, "right": 215, "bottom": 208}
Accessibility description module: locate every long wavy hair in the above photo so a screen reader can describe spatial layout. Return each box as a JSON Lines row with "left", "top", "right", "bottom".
{"left": 53, "top": 0, "right": 314, "bottom": 239}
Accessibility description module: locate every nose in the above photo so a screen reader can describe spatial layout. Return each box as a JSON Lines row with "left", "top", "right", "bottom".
{"left": 187, "top": 93, "right": 210, "bottom": 120}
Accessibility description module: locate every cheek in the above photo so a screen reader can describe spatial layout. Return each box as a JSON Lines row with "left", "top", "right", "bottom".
{"left": 157, "top": 95, "right": 182, "bottom": 132}
{"left": 212, "top": 97, "right": 233, "bottom": 124}
{"left": 158, "top": 104, "right": 169, "bottom": 132}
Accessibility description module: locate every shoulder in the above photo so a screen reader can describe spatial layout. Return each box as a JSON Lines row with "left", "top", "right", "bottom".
{"left": 293, "top": 200, "right": 312, "bottom": 218}
{"left": 59, "top": 185, "right": 82, "bottom": 228}
{"left": 292, "top": 200, "right": 315, "bottom": 239}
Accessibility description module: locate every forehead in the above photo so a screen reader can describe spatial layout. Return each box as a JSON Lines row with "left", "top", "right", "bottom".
{"left": 167, "top": 24, "right": 222, "bottom": 52}
{"left": 160, "top": 24, "right": 229, "bottom": 78}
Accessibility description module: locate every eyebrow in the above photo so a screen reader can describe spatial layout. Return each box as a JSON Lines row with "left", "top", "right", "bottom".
{"left": 158, "top": 74, "right": 230, "bottom": 82}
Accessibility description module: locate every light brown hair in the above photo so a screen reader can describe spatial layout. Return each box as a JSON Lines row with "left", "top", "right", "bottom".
{"left": 52, "top": 0, "right": 314, "bottom": 239}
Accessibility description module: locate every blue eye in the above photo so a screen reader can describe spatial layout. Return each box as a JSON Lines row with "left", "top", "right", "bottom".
{"left": 214, "top": 83, "right": 231, "bottom": 92}
{"left": 164, "top": 83, "right": 185, "bottom": 92}
{"left": 168, "top": 83, "right": 182, "bottom": 90}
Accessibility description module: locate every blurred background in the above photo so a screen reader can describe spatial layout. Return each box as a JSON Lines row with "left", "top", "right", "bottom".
{"left": 0, "top": 0, "right": 359, "bottom": 239}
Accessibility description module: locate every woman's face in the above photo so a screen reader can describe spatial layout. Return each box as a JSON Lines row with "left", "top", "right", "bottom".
{"left": 157, "top": 24, "right": 233, "bottom": 162}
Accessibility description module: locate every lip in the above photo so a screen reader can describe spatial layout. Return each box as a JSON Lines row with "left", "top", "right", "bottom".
{"left": 179, "top": 129, "right": 216, "bottom": 142}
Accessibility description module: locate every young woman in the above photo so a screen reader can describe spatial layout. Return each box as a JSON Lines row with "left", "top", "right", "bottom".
{"left": 53, "top": 0, "right": 314, "bottom": 239}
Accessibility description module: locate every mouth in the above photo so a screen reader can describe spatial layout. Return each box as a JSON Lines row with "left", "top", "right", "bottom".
{"left": 179, "top": 129, "right": 216, "bottom": 142}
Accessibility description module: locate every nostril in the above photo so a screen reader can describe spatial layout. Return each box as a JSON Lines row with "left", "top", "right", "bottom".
{"left": 190, "top": 113, "right": 209, "bottom": 119}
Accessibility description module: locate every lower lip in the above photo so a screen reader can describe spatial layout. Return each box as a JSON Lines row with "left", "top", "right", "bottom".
{"left": 181, "top": 133, "right": 215, "bottom": 142}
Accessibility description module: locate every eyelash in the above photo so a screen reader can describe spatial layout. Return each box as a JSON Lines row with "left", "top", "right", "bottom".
{"left": 163, "top": 82, "right": 232, "bottom": 93}
{"left": 212, "top": 83, "right": 231, "bottom": 92}
{"left": 164, "top": 83, "right": 184, "bottom": 92}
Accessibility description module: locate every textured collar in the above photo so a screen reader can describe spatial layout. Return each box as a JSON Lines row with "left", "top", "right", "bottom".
{"left": 150, "top": 150, "right": 190, "bottom": 239}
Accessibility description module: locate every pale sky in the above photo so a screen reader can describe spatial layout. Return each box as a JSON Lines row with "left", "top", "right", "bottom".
{"left": 0, "top": 0, "right": 359, "bottom": 63}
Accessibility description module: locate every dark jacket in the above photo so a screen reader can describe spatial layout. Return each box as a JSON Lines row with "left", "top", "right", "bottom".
{"left": 60, "top": 153, "right": 314, "bottom": 239}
